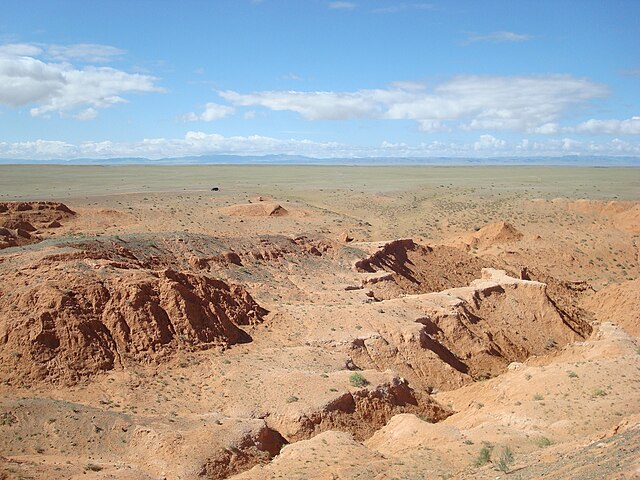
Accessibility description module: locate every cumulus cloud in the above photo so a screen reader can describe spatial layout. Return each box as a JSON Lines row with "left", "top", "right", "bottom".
{"left": 571, "top": 116, "right": 640, "bottom": 135}
{"left": 474, "top": 134, "right": 506, "bottom": 150}
{"left": 0, "top": 42, "right": 162, "bottom": 119}
{"left": 329, "top": 2, "right": 356, "bottom": 9}
{"left": 221, "top": 75, "right": 607, "bottom": 133}
{"left": 466, "top": 31, "right": 531, "bottom": 44}
{"left": 1, "top": 132, "right": 638, "bottom": 161}
{"left": 184, "top": 102, "right": 235, "bottom": 122}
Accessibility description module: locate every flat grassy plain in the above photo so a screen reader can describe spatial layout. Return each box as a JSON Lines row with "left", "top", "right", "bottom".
{"left": 1, "top": 165, "right": 639, "bottom": 201}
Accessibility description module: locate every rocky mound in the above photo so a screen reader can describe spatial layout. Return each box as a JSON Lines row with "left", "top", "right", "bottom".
{"left": 350, "top": 269, "right": 593, "bottom": 389}
{"left": 450, "top": 220, "right": 523, "bottom": 250}
{"left": 0, "top": 241, "right": 267, "bottom": 386}
{"left": 265, "top": 374, "right": 450, "bottom": 443}
{"left": 0, "top": 201, "right": 75, "bottom": 249}
{"left": 584, "top": 279, "right": 640, "bottom": 337}
{"left": 352, "top": 239, "right": 493, "bottom": 299}
{"left": 222, "top": 202, "right": 288, "bottom": 217}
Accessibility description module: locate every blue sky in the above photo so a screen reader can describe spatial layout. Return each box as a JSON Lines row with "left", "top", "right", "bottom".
{"left": 0, "top": 0, "right": 639, "bottom": 159}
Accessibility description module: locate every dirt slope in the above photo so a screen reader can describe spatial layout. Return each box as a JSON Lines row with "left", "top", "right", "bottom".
{"left": 584, "top": 278, "right": 640, "bottom": 337}
{"left": 0, "top": 239, "right": 266, "bottom": 386}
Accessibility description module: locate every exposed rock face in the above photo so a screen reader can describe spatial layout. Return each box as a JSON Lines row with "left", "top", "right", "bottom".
{"left": 353, "top": 239, "right": 492, "bottom": 299}
{"left": 266, "top": 375, "right": 451, "bottom": 443}
{"left": 584, "top": 278, "right": 640, "bottom": 337}
{"left": 0, "top": 202, "right": 75, "bottom": 249}
{"left": 350, "top": 269, "right": 593, "bottom": 390}
{"left": 0, "top": 242, "right": 267, "bottom": 386}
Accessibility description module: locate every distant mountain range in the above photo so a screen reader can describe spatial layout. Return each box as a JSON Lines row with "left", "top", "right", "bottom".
{"left": 0, "top": 154, "right": 638, "bottom": 166}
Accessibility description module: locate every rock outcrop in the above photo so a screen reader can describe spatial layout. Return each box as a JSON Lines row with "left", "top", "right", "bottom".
{"left": 0, "top": 241, "right": 267, "bottom": 385}
{"left": 0, "top": 201, "right": 75, "bottom": 249}
{"left": 350, "top": 269, "right": 593, "bottom": 390}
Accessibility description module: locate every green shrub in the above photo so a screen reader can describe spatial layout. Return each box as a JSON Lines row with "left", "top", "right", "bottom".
{"left": 495, "top": 446, "right": 514, "bottom": 473}
{"left": 349, "top": 372, "right": 369, "bottom": 388}
{"left": 535, "top": 436, "right": 553, "bottom": 448}
{"left": 474, "top": 445, "right": 493, "bottom": 466}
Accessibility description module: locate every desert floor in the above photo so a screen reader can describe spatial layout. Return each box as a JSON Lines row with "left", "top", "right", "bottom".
{"left": 0, "top": 165, "right": 639, "bottom": 479}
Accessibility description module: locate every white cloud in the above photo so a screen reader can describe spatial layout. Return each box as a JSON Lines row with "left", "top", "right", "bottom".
{"left": 532, "top": 123, "right": 560, "bottom": 134}
{"left": 0, "top": 42, "right": 125, "bottom": 63}
{"left": 0, "top": 42, "right": 162, "bottom": 118}
{"left": 329, "top": 2, "right": 356, "bottom": 9}
{"left": 417, "top": 119, "right": 448, "bottom": 132}
{"left": 73, "top": 107, "right": 98, "bottom": 121}
{"left": 466, "top": 31, "right": 531, "bottom": 44}
{"left": 1, "top": 133, "right": 638, "bottom": 160}
{"left": 571, "top": 116, "right": 640, "bottom": 135}
{"left": 474, "top": 134, "right": 506, "bottom": 150}
{"left": 182, "top": 103, "right": 235, "bottom": 122}
{"left": 45, "top": 44, "right": 125, "bottom": 63}
{"left": 0, "top": 43, "right": 43, "bottom": 57}
{"left": 221, "top": 75, "right": 607, "bottom": 133}
{"left": 388, "top": 80, "right": 426, "bottom": 91}
{"left": 220, "top": 89, "right": 396, "bottom": 120}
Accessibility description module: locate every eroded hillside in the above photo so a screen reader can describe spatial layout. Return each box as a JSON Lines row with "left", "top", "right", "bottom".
{"left": 1, "top": 174, "right": 638, "bottom": 480}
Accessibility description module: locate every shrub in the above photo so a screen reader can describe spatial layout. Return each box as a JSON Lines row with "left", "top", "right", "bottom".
{"left": 535, "top": 436, "right": 553, "bottom": 448}
{"left": 474, "top": 445, "right": 493, "bottom": 466}
{"left": 495, "top": 446, "right": 514, "bottom": 473}
{"left": 0, "top": 412, "right": 17, "bottom": 426}
{"left": 349, "top": 372, "right": 369, "bottom": 388}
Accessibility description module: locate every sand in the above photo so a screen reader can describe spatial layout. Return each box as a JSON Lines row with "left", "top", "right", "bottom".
{"left": 0, "top": 165, "right": 638, "bottom": 479}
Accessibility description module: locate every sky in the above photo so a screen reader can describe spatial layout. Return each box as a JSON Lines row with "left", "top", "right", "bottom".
{"left": 0, "top": 0, "right": 639, "bottom": 160}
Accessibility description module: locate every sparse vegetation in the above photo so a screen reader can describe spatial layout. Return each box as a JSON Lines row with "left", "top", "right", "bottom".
{"left": 349, "top": 372, "right": 369, "bottom": 388}
{"left": 535, "top": 436, "right": 553, "bottom": 448}
{"left": 0, "top": 412, "right": 17, "bottom": 426}
{"left": 495, "top": 446, "right": 514, "bottom": 473}
{"left": 473, "top": 444, "right": 493, "bottom": 466}
{"left": 1, "top": 168, "right": 638, "bottom": 478}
